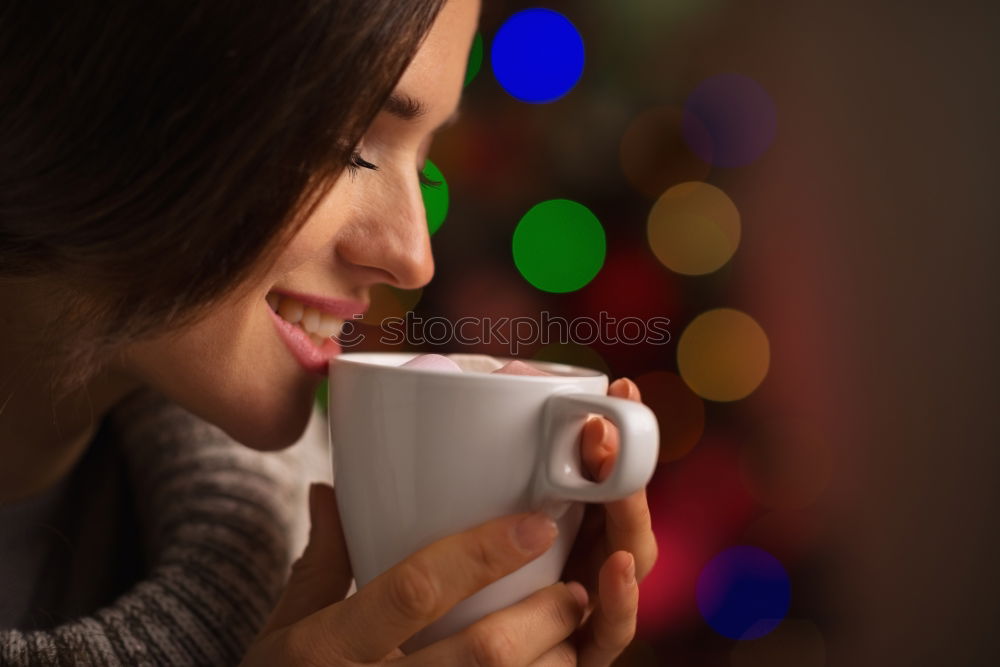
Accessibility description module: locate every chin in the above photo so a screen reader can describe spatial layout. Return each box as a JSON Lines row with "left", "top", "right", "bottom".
{"left": 125, "top": 311, "right": 325, "bottom": 451}
{"left": 201, "top": 380, "right": 319, "bottom": 452}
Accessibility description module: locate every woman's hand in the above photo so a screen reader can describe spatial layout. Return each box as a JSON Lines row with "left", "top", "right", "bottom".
{"left": 241, "top": 483, "right": 592, "bottom": 666}
{"left": 561, "top": 377, "right": 659, "bottom": 666}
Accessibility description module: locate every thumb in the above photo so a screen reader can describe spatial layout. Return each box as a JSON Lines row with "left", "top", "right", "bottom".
{"left": 260, "top": 482, "right": 354, "bottom": 634}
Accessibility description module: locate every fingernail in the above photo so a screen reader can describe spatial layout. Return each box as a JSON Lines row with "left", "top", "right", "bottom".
{"left": 566, "top": 581, "right": 589, "bottom": 609}
{"left": 627, "top": 378, "right": 641, "bottom": 399}
{"left": 623, "top": 553, "right": 636, "bottom": 585}
{"left": 513, "top": 513, "right": 558, "bottom": 553}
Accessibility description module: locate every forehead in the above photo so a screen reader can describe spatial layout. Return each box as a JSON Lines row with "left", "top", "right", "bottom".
{"left": 393, "top": 0, "right": 479, "bottom": 120}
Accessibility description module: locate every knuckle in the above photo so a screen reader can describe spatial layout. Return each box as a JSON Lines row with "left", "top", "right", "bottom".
{"left": 633, "top": 501, "right": 653, "bottom": 530}
{"left": 610, "top": 582, "right": 640, "bottom": 627}
{"left": 279, "top": 627, "right": 329, "bottom": 667}
{"left": 468, "top": 627, "right": 518, "bottom": 667}
{"left": 637, "top": 538, "right": 658, "bottom": 580}
{"left": 594, "top": 616, "right": 636, "bottom": 654}
{"left": 389, "top": 557, "right": 440, "bottom": 619}
{"left": 545, "top": 590, "right": 580, "bottom": 633}
{"left": 468, "top": 532, "right": 508, "bottom": 581}
{"left": 551, "top": 640, "right": 578, "bottom": 666}
{"left": 611, "top": 500, "right": 651, "bottom": 536}
{"left": 605, "top": 604, "right": 634, "bottom": 630}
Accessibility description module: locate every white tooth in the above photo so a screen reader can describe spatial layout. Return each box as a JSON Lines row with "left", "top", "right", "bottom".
{"left": 301, "top": 307, "right": 321, "bottom": 334}
{"left": 278, "top": 298, "right": 303, "bottom": 324}
{"left": 316, "top": 314, "right": 343, "bottom": 338}
{"left": 266, "top": 292, "right": 280, "bottom": 312}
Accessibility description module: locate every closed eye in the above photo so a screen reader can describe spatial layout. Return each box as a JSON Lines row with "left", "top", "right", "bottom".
{"left": 347, "top": 151, "right": 442, "bottom": 188}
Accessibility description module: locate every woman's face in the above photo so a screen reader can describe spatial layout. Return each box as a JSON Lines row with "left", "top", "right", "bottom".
{"left": 121, "top": 0, "right": 480, "bottom": 450}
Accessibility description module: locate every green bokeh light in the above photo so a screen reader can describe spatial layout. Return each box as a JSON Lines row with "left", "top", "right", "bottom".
{"left": 512, "top": 199, "right": 606, "bottom": 293}
{"left": 314, "top": 377, "right": 328, "bottom": 414}
{"left": 464, "top": 32, "right": 484, "bottom": 87}
{"left": 420, "top": 159, "right": 448, "bottom": 235}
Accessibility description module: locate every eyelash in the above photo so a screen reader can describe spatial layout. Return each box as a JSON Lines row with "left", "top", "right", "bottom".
{"left": 348, "top": 151, "right": 443, "bottom": 188}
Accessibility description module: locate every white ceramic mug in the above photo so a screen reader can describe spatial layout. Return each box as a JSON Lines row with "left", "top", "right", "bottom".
{"left": 327, "top": 351, "right": 659, "bottom": 653}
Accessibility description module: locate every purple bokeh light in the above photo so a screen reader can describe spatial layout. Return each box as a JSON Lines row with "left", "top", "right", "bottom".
{"left": 682, "top": 73, "right": 777, "bottom": 167}
{"left": 696, "top": 545, "right": 791, "bottom": 640}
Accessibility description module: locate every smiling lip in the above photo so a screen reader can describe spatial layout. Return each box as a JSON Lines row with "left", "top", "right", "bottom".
{"left": 268, "top": 288, "right": 368, "bottom": 319}
{"left": 267, "top": 304, "right": 342, "bottom": 376}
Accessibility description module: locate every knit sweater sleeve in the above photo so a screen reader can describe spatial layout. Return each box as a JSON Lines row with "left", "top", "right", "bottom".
{"left": 0, "top": 387, "right": 332, "bottom": 666}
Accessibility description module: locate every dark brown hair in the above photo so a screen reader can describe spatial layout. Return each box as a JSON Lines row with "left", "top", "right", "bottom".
{"left": 0, "top": 0, "right": 445, "bottom": 396}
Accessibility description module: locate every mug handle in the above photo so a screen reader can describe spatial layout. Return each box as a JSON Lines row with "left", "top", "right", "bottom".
{"left": 530, "top": 391, "right": 659, "bottom": 514}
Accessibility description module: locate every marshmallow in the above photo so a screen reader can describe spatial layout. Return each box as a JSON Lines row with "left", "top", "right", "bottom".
{"left": 491, "top": 360, "right": 553, "bottom": 376}
{"left": 399, "top": 353, "right": 464, "bottom": 373}
{"left": 446, "top": 353, "right": 505, "bottom": 373}
{"left": 400, "top": 354, "right": 554, "bottom": 377}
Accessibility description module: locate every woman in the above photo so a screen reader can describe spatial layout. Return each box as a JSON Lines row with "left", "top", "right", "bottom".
{"left": 0, "top": 0, "right": 657, "bottom": 664}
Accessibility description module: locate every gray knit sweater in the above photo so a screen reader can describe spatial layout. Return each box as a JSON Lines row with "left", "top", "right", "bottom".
{"left": 0, "top": 387, "right": 332, "bottom": 665}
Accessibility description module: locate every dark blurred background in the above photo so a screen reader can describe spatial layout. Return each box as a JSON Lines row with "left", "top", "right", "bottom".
{"left": 324, "top": 1, "right": 1000, "bottom": 664}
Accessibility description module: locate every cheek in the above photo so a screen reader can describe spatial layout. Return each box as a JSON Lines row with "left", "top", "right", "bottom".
{"left": 124, "top": 298, "right": 321, "bottom": 450}
{"left": 275, "top": 176, "right": 355, "bottom": 263}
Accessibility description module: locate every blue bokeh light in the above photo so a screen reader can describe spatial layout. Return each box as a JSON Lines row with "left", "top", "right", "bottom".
{"left": 490, "top": 8, "right": 585, "bottom": 104}
{"left": 682, "top": 73, "right": 777, "bottom": 168}
{"left": 696, "top": 545, "right": 791, "bottom": 640}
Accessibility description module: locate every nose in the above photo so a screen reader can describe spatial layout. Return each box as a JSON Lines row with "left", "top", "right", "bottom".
{"left": 333, "top": 166, "right": 436, "bottom": 290}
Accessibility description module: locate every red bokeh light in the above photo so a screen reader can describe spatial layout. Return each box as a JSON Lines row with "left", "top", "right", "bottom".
{"left": 637, "top": 433, "right": 758, "bottom": 640}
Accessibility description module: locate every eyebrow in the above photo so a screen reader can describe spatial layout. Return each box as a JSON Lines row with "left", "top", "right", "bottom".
{"left": 384, "top": 92, "right": 461, "bottom": 128}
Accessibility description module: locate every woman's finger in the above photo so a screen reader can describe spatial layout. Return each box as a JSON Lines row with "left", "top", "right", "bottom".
{"left": 578, "top": 551, "right": 638, "bottom": 667}
{"left": 584, "top": 413, "right": 656, "bottom": 582}
{"left": 529, "top": 640, "right": 579, "bottom": 666}
{"left": 590, "top": 377, "right": 638, "bottom": 479}
{"left": 609, "top": 377, "right": 641, "bottom": 402}
{"left": 596, "top": 378, "right": 658, "bottom": 581}
{"left": 404, "top": 582, "right": 588, "bottom": 666}
{"left": 317, "top": 510, "right": 559, "bottom": 662}
{"left": 260, "top": 483, "right": 352, "bottom": 634}
{"left": 594, "top": 420, "right": 619, "bottom": 481}
{"left": 580, "top": 416, "right": 609, "bottom": 481}
{"left": 602, "top": 487, "right": 658, "bottom": 582}
{"left": 581, "top": 378, "right": 639, "bottom": 481}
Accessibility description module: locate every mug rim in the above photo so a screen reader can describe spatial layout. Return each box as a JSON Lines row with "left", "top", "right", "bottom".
{"left": 330, "top": 351, "right": 607, "bottom": 382}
